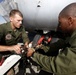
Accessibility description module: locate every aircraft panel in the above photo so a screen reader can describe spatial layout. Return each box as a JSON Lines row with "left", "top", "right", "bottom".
{"left": 15, "top": 0, "right": 76, "bottom": 31}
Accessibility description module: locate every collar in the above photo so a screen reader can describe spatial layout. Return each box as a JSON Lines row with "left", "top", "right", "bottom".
{"left": 6, "top": 22, "right": 13, "bottom": 32}
{"left": 6, "top": 22, "right": 23, "bottom": 32}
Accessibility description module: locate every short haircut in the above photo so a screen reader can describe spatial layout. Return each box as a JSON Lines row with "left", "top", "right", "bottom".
{"left": 59, "top": 3, "right": 76, "bottom": 18}
{"left": 9, "top": 9, "right": 23, "bottom": 18}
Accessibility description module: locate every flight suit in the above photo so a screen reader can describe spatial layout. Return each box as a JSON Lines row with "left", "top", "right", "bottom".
{"left": 32, "top": 29, "right": 76, "bottom": 75}
{"left": 0, "top": 22, "right": 29, "bottom": 45}
{"left": 0, "top": 22, "right": 29, "bottom": 75}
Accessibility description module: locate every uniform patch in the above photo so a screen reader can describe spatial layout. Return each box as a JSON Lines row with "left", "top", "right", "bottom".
{"left": 5, "top": 34, "right": 12, "bottom": 40}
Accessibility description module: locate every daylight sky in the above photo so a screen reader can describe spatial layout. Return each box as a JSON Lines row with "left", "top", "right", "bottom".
{"left": 0, "top": 16, "right": 6, "bottom": 24}
{"left": 0, "top": 0, "right": 6, "bottom": 24}
{"left": 0, "top": 0, "right": 3, "bottom": 2}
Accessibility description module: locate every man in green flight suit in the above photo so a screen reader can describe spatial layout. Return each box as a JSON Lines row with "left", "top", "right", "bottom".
{"left": 0, "top": 9, "right": 29, "bottom": 75}
{"left": 27, "top": 3, "right": 76, "bottom": 75}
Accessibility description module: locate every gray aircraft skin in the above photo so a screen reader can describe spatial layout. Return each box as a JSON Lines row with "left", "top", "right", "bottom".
{"left": 16, "top": 0, "right": 76, "bottom": 32}
{"left": 0, "top": 0, "right": 76, "bottom": 33}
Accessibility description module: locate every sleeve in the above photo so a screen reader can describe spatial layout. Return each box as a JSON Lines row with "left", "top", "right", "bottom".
{"left": 41, "top": 39, "right": 66, "bottom": 54}
{"left": 40, "top": 44, "right": 50, "bottom": 53}
{"left": 22, "top": 27, "right": 30, "bottom": 43}
{"left": 32, "top": 48, "right": 75, "bottom": 74}
{"left": 31, "top": 36, "right": 76, "bottom": 74}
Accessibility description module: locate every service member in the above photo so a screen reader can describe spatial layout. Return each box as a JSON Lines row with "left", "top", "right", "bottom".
{"left": 27, "top": 3, "right": 76, "bottom": 75}
{"left": 0, "top": 9, "right": 29, "bottom": 75}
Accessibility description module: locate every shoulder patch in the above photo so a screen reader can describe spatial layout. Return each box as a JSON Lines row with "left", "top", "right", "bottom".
{"left": 5, "top": 33, "right": 12, "bottom": 40}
